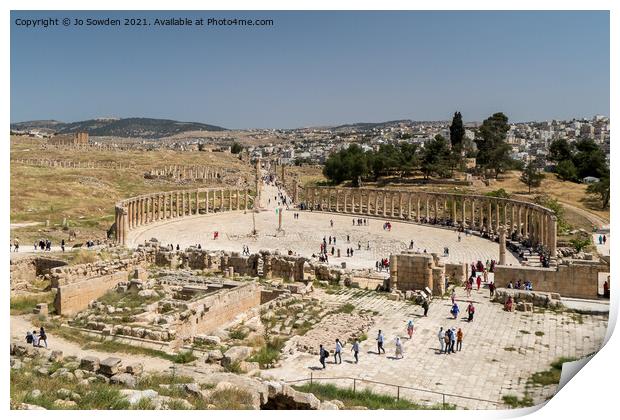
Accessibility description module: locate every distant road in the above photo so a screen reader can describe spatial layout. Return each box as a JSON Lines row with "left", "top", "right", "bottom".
{"left": 558, "top": 200, "right": 609, "bottom": 231}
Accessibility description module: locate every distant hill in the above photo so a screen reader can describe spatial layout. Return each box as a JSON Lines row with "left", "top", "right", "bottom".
{"left": 10, "top": 117, "right": 227, "bottom": 138}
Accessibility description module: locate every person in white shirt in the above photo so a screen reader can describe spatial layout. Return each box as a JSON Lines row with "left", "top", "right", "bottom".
{"left": 334, "top": 339, "right": 343, "bottom": 364}
{"left": 395, "top": 337, "right": 403, "bottom": 359}
{"left": 438, "top": 327, "right": 445, "bottom": 353}
{"left": 351, "top": 339, "right": 360, "bottom": 363}
{"left": 376, "top": 330, "right": 385, "bottom": 354}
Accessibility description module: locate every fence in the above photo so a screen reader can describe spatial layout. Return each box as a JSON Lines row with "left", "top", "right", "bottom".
{"left": 284, "top": 373, "right": 504, "bottom": 410}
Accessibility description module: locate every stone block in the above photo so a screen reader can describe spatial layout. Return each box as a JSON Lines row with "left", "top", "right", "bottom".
{"left": 98, "top": 357, "right": 122, "bottom": 376}
{"left": 80, "top": 356, "right": 100, "bottom": 372}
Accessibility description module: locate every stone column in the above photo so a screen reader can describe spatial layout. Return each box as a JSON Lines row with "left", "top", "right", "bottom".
{"left": 121, "top": 208, "right": 128, "bottom": 246}
{"left": 425, "top": 197, "right": 430, "bottom": 220}
{"left": 487, "top": 201, "right": 492, "bottom": 232}
{"left": 196, "top": 190, "right": 200, "bottom": 214}
{"left": 407, "top": 193, "right": 413, "bottom": 220}
{"left": 550, "top": 215, "right": 557, "bottom": 258}
{"left": 416, "top": 196, "right": 421, "bottom": 222}
{"left": 390, "top": 192, "right": 395, "bottom": 217}
{"left": 499, "top": 226, "right": 507, "bottom": 265}
{"left": 228, "top": 189, "right": 232, "bottom": 211}
{"left": 399, "top": 192, "right": 404, "bottom": 218}
{"left": 245, "top": 190, "right": 249, "bottom": 210}
{"left": 383, "top": 193, "right": 387, "bottom": 216}
{"left": 366, "top": 191, "right": 372, "bottom": 215}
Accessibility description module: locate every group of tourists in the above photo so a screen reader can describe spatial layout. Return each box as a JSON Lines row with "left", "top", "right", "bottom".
{"left": 437, "top": 327, "right": 464, "bottom": 353}
{"left": 242, "top": 245, "right": 251, "bottom": 256}
{"left": 382, "top": 221, "right": 392, "bottom": 231}
{"left": 292, "top": 212, "right": 301, "bottom": 220}
{"left": 598, "top": 234, "right": 608, "bottom": 245}
{"left": 449, "top": 300, "right": 476, "bottom": 321}
{"left": 25, "top": 327, "right": 48, "bottom": 348}
{"left": 352, "top": 218, "right": 368, "bottom": 226}
{"left": 34, "top": 238, "right": 52, "bottom": 252}
{"left": 507, "top": 279, "right": 533, "bottom": 291}
{"left": 376, "top": 258, "right": 390, "bottom": 272}
{"left": 11, "top": 239, "right": 19, "bottom": 252}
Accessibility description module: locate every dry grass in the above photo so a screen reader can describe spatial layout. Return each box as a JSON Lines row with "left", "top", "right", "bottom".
{"left": 10, "top": 135, "right": 256, "bottom": 244}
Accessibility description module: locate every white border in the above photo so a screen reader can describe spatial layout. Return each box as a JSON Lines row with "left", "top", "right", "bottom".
{"left": 2, "top": 2, "right": 616, "bottom": 420}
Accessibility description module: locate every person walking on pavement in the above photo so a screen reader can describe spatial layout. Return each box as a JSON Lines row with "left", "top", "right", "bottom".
{"left": 395, "top": 337, "right": 404, "bottom": 359}
{"left": 351, "top": 339, "right": 360, "bottom": 363}
{"left": 467, "top": 302, "right": 475, "bottom": 322}
{"left": 456, "top": 328, "right": 464, "bottom": 351}
{"left": 376, "top": 330, "right": 385, "bottom": 354}
{"left": 438, "top": 327, "right": 445, "bottom": 353}
{"left": 422, "top": 299, "right": 429, "bottom": 317}
{"left": 407, "top": 320, "right": 414, "bottom": 339}
{"left": 334, "top": 339, "right": 343, "bottom": 364}
{"left": 319, "top": 344, "right": 327, "bottom": 369}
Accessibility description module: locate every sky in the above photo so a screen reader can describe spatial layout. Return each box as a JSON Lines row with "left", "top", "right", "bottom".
{"left": 10, "top": 11, "right": 610, "bottom": 129}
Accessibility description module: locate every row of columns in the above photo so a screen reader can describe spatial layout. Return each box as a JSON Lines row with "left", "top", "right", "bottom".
{"left": 115, "top": 188, "right": 253, "bottom": 245}
{"left": 12, "top": 159, "right": 128, "bottom": 169}
{"left": 148, "top": 165, "right": 221, "bottom": 180}
{"left": 303, "top": 187, "right": 557, "bottom": 257}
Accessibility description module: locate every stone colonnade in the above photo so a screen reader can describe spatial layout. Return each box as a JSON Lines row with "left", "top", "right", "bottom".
{"left": 11, "top": 158, "right": 130, "bottom": 169}
{"left": 147, "top": 165, "right": 222, "bottom": 181}
{"left": 302, "top": 187, "right": 557, "bottom": 257}
{"left": 115, "top": 188, "right": 253, "bottom": 246}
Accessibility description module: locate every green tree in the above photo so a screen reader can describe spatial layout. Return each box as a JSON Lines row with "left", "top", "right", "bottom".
{"left": 573, "top": 138, "right": 607, "bottom": 179}
{"left": 449, "top": 111, "right": 465, "bottom": 151}
{"left": 586, "top": 175, "right": 610, "bottom": 209}
{"left": 230, "top": 142, "right": 243, "bottom": 154}
{"left": 421, "top": 135, "right": 451, "bottom": 179}
{"left": 548, "top": 138, "right": 574, "bottom": 163}
{"left": 474, "top": 112, "right": 511, "bottom": 179}
{"left": 519, "top": 161, "right": 545, "bottom": 193}
{"left": 322, "top": 144, "right": 370, "bottom": 186}
{"left": 555, "top": 159, "right": 579, "bottom": 182}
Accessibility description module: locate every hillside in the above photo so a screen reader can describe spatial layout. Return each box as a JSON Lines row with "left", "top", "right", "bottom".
{"left": 10, "top": 117, "right": 227, "bottom": 138}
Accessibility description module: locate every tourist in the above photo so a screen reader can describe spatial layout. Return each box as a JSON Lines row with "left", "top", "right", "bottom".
{"left": 407, "top": 320, "right": 414, "bottom": 339}
{"left": 319, "top": 344, "right": 327, "bottom": 369}
{"left": 505, "top": 296, "right": 514, "bottom": 312}
{"left": 351, "top": 339, "right": 360, "bottom": 363}
{"left": 603, "top": 235, "right": 607, "bottom": 245}
{"left": 444, "top": 329, "right": 452, "bottom": 354}
{"left": 599, "top": 234, "right": 603, "bottom": 245}
{"left": 456, "top": 328, "right": 463, "bottom": 351}
{"left": 450, "top": 302, "right": 460, "bottom": 319}
{"left": 467, "top": 302, "right": 475, "bottom": 322}
{"left": 476, "top": 275, "right": 482, "bottom": 291}
{"left": 489, "top": 281, "right": 496, "bottom": 298}
{"left": 603, "top": 278, "right": 610, "bottom": 298}
{"left": 33, "top": 242, "right": 37, "bottom": 252}
{"left": 507, "top": 281, "right": 513, "bottom": 289}
{"left": 395, "top": 337, "right": 403, "bottom": 359}
{"left": 176, "top": 244, "right": 180, "bottom": 251}
{"left": 32, "top": 330, "right": 39, "bottom": 347}
{"left": 330, "top": 219, "right": 334, "bottom": 228}
{"left": 409, "top": 240, "right": 414, "bottom": 249}
{"left": 465, "top": 280, "right": 472, "bottom": 298}
{"left": 13, "top": 239, "right": 19, "bottom": 252}
{"left": 422, "top": 299, "right": 429, "bottom": 317}
{"left": 376, "top": 330, "right": 385, "bottom": 354}
{"left": 450, "top": 327, "right": 457, "bottom": 353}
{"left": 39, "top": 327, "right": 48, "bottom": 348}
{"left": 61, "top": 239, "right": 65, "bottom": 252}
{"left": 451, "top": 289, "right": 456, "bottom": 305}
{"left": 26, "top": 331, "right": 34, "bottom": 346}
{"left": 437, "top": 327, "right": 445, "bottom": 353}
{"left": 334, "top": 339, "right": 343, "bottom": 364}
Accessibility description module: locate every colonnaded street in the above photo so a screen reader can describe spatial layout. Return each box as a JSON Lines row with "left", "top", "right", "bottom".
{"left": 129, "top": 180, "right": 520, "bottom": 270}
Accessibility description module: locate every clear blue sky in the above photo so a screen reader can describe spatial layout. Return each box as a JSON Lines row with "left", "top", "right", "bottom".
{"left": 11, "top": 11, "right": 609, "bottom": 128}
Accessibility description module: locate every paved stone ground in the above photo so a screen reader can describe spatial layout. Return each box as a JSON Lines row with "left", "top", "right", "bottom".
{"left": 263, "top": 285, "right": 608, "bottom": 409}
{"left": 128, "top": 181, "right": 519, "bottom": 270}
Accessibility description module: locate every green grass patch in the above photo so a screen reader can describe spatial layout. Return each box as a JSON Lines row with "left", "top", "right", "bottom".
{"left": 519, "top": 330, "right": 530, "bottom": 335}
{"left": 229, "top": 328, "right": 249, "bottom": 340}
{"left": 207, "top": 388, "right": 255, "bottom": 409}
{"left": 502, "top": 394, "right": 534, "bottom": 408}
{"left": 248, "top": 336, "right": 285, "bottom": 368}
{"left": 504, "top": 346, "right": 516, "bottom": 352}
{"left": 529, "top": 357, "right": 578, "bottom": 387}
{"left": 10, "top": 292, "right": 55, "bottom": 315}
{"left": 293, "top": 383, "right": 452, "bottom": 410}
{"left": 535, "top": 331, "right": 545, "bottom": 337}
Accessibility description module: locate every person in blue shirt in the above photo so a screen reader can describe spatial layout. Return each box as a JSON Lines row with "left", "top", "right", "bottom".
{"left": 451, "top": 303, "right": 460, "bottom": 319}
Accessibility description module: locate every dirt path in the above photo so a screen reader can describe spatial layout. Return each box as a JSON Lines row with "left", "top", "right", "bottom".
{"left": 558, "top": 200, "right": 609, "bottom": 230}
{"left": 11, "top": 315, "right": 173, "bottom": 372}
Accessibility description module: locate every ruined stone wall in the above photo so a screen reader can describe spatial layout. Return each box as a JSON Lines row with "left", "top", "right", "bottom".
{"left": 445, "top": 262, "right": 468, "bottom": 286}
{"left": 389, "top": 252, "right": 445, "bottom": 295}
{"left": 54, "top": 270, "right": 130, "bottom": 316}
{"left": 493, "top": 261, "right": 608, "bottom": 299}
{"left": 176, "top": 283, "right": 262, "bottom": 340}
{"left": 10, "top": 257, "right": 67, "bottom": 292}
{"left": 49, "top": 255, "right": 149, "bottom": 288}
